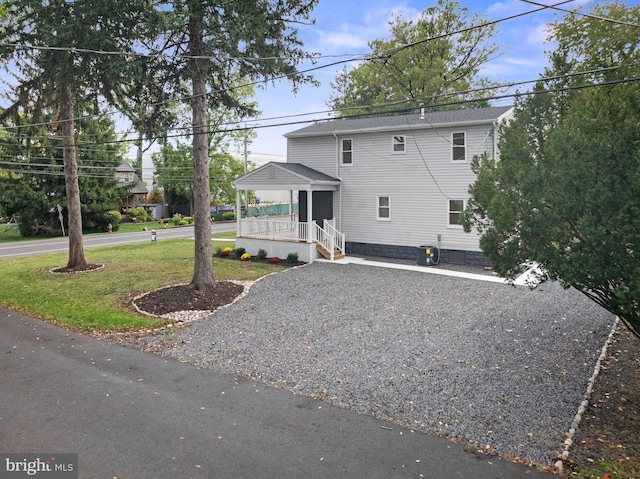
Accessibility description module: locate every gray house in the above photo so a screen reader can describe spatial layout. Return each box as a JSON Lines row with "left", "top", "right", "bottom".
{"left": 232, "top": 105, "right": 513, "bottom": 264}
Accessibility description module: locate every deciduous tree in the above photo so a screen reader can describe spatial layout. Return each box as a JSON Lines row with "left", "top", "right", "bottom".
{"left": 328, "top": 0, "right": 500, "bottom": 117}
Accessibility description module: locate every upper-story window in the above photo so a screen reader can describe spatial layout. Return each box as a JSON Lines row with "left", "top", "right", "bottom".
{"left": 452, "top": 132, "right": 466, "bottom": 162}
{"left": 341, "top": 138, "right": 353, "bottom": 164}
{"left": 392, "top": 135, "right": 406, "bottom": 153}
{"left": 123, "top": 172, "right": 132, "bottom": 183}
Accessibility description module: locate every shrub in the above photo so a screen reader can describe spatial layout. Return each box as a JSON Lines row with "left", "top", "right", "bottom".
{"left": 215, "top": 246, "right": 223, "bottom": 256}
{"left": 183, "top": 216, "right": 194, "bottom": 224}
{"left": 222, "top": 211, "right": 235, "bottom": 221}
{"left": 220, "top": 250, "right": 230, "bottom": 257}
{"left": 234, "top": 247, "right": 246, "bottom": 257}
{"left": 178, "top": 219, "right": 189, "bottom": 226}
{"left": 128, "top": 207, "right": 150, "bottom": 222}
{"left": 257, "top": 248, "right": 267, "bottom": 260}
{"left": 240, "top": 253, "right": 251, "bottom": 261}
{"left": 286, "top": 252, "right": 299, "bottom": 263}
{"left": 269, "top": 256, "right": 281, "bottom": 263}
{"left": 169, "top": 213, "right": 182, "bottom": 226}
{"left": 223, "top": 247, "right": 233, "bottom": 253}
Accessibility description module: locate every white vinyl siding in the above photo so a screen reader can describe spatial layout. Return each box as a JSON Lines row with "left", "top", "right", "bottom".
{"left": 287, "top": 136, "right": 337, "bottom": 175}
{"left": 287, "top": 123, "right": 497, "bottom": 253}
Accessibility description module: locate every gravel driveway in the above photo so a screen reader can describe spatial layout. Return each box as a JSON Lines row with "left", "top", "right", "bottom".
{"left": 144, "top": 261, "right": 616, "bottom": 466}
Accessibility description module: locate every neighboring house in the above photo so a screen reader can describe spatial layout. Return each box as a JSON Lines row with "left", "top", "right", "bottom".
{"left": 232, "top": 105, "right": 513, "bottom": 264}
{"left": 115, "top": 162, "right": 149, "bottom": 214}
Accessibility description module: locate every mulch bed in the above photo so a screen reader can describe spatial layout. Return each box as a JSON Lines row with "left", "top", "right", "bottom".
{"left": 50, "top": 263, "right": 104, "bottom": 274}
{"left": 134, "top": 282, "right": 245, "bottom": 316}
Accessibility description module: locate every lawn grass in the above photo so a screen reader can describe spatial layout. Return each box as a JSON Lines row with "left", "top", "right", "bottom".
{"left": 0, "top": 227, "right": 27, "bottom": 243}
{"left": 112, "top": 221, "right": 162, "bottom": 234}
{"left": 1, "top": 220, "right": 236, "bottom": 241}
{"left": 0, "top": 238, "right": 288, "bottom": 333}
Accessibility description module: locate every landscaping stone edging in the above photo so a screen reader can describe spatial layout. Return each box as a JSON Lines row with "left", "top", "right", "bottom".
{"left": 554, "top": 317, "right": 620, "bottom": 473}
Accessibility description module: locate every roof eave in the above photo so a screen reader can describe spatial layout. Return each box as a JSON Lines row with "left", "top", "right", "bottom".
{"left": 285, "top": 116, "right": 511, "bottom": 138}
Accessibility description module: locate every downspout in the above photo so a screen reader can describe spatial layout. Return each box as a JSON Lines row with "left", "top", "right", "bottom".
{"left": 334, "top": 133, "right": 342, "bottom": 231}
{"left": 492, "top": 121, "right": 498, "bottom": 160}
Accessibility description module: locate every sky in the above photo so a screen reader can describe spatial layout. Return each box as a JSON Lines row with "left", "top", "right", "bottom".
{"left": 244, "top": 0, "right": 634, "bottom": 157}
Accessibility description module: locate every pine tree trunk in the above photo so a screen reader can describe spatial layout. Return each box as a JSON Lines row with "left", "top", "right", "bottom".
{"left": 60, "top": 82, "right": 87, "bottom": 269}
{"left": 188, "top": 4, "right": 214, "bottom": 290}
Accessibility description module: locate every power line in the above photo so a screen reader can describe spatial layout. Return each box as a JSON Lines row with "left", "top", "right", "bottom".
{"left": 520, "top": 0, "right": 640, "bottom": 28}
{"left": 3, "top": 75, "right": 639, "bottom": 165}
{"left": 0, "top": 0, "right": 577, "bottom": 134}
{"left": 2, "top": 61, "right": 637, "bottom": 147}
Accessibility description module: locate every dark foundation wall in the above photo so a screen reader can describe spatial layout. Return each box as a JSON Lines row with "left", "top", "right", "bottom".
{"left": 345, "top": 241, "right": 491, "bottom": 268}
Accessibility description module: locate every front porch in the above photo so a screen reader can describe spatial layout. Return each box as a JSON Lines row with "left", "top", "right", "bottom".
{"left": 237, "top": 217, "right": 345, "bottom": 262}
{"left": 231, "top": 162, "right": 344, "bottom": 263}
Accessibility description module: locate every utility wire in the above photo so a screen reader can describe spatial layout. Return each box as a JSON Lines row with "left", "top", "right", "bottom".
{"left": 4, "top": 74, "right": 640, "bottom": 177}
{"left": 0, "top": 0, "right": 577, "bottom": 133}
{"left": 2, "top": 61, "right": 638, "bottom": 145}
{"left": 520, "top": 0, "right": 640, "bottom": 28}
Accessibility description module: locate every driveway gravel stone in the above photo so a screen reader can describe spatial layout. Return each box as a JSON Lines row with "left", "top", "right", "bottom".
{"left": 135, "top": 261, "right": 616, "bottom": 467}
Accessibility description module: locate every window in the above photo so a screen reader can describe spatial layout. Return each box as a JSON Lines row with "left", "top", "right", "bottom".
{"left": 377, "top": 196, "right": 390, "bottom": 221}
{"left": 448, "top": 199, "right": 464, "bottom": 226}
{"left": 123, "top": 172, "right": 132, "bottom": 183}
{"left": 341, "top": 138, "right": 353, "bottom": 164}
{"left": 392, "top": 135, "right": 405, "bottom": 153}
{"left": 452, "top": 132, "right": 466, "bottom": 161}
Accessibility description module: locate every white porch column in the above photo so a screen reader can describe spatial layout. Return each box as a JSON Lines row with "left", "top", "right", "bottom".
{"left": 289, "top": 191, "right": 293, "bottom": 222}
{"left": 235, "top": 189, "right": 242, "bottom": 237}
{"left": 306, "top": 187, "right": 313, "bottom": 243}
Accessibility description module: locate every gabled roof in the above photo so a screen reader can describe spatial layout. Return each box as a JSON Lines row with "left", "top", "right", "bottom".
{"left": 273, "top": 162, "right": 340, "bottom": 183}
{"left": 285, "top": 105, "right": 513, "bottom": 138}
{"left": 116, "top": 161, "right": 136, "bottom": 172}
{"left": 233, "top": 162, "right": 340, "bottom": 191}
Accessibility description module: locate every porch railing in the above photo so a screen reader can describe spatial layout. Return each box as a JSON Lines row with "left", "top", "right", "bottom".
{"left": 238, "top": 217, "right": 345, "bottom": 259}
{"left": 238, "top": 217, "right": 308, "bottom": 241}
{"left": 313, "top": 219, "right": 345, "bottom": 260}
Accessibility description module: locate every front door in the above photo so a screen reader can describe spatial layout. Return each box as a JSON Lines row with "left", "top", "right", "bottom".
{"left": 298, "top": 191, "right": 333, "bottom": 226}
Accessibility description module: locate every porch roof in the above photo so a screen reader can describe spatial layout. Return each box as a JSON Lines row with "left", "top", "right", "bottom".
{"left": 232, "top": 162, "right": 341, "bottom": 191}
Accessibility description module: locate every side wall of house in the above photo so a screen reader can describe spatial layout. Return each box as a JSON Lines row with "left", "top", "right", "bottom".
{"left": 287, "top": 123, "right": 495, "bottom": 262}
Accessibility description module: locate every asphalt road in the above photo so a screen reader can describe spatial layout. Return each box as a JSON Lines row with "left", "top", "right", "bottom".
{"left": 0, "top": 308, "right": 553, "bottom": 479}
{"left": 0, "top": 223, "right": 236, "bottom": 259}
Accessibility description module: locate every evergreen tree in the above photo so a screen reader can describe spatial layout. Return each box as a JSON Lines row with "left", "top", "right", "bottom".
{"left": 0, "top": 0, "right": 153, "bottom": 268}
{"left": 462, "top": 1, "right": 640, "bottom": 337}
{"left": 0, "top": 103, "right": 124, "bottom": 236}
{"left": 151, "top": 0, "right": 318, "bottom": 290}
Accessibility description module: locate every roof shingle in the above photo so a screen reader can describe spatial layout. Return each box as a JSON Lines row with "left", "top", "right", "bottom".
{"left": 285, "top": 106, "right": 513, "bottom": 138}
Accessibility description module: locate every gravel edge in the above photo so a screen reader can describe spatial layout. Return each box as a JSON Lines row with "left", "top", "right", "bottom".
{"left": 555, "top": 317, "right": 619, "bottom": 473}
